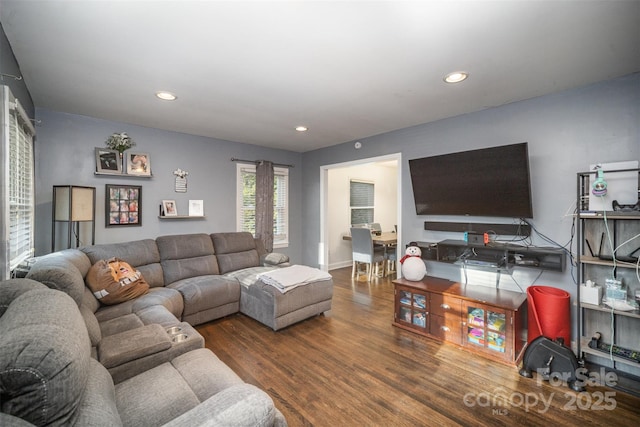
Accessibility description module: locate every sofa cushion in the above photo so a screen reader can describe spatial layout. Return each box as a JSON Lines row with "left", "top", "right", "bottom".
{"left": 157, "top": 234, "right": 219, "bottom": 284}
{"left": 94, "top": 287, "right": 184, "bottom": 324}
{"left": 135, "top": 305, "right": 184, "bottom": 329}
{"left": 100, "top": 313, "right": 145, "bottom": 336}
{"left": 163, "top": 384, "right": 277, "bottom": 427}
{"left": 262, "top": 252, "right": 290, "bottom": 266}
{"left": 211, "top": 232, "right": 257, "bottom": 254}
{"left": 41, "top": 248, "right": 92, "bottom": 276}
{"left": 80, "top": 304, "right": 102, "bottom": 347}
{"left": 75, "top": 359, "right": 123, "bottom": 426}
{"left": 115, "top": 348, "right": 244, "bottom": 427}
{"left": 169, "top": 348, "right": 244, "bottom": 399}
{"left": 212, "top": 232, "right": 261, "bottom": 274}
{"left": 0, "top": 288, "right": 91, "bottom": 425}
{"left": 82, "top": 239, "right": 165, "bottom": 288}
{"left": 26, "top": 255, "right": 86, "bottom": 306}
{"left": 98, "top": 324, "right": 172, "bottom": 369}
{"left": 167, "top": 275, "right": 240, "bottom": 317}
{"left": 86, "top": 258, "right": 150, "bottom": 305}
{"left": 0, "top": 279, "right": 47, "bottom": 316}
{"left": 82, "top": 286, "right": 101, "bottom": 313}
{"left": 115, "top": 362, "right": 201, "bottom": 426}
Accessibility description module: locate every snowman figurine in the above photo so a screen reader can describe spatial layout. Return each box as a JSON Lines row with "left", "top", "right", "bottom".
{"left": 400, "top": 243, "right": 427, "bottom": 281}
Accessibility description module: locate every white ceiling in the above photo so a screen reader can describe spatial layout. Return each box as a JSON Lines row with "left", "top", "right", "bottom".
{"left": 2, "top": 1, "right": 639, "bottom": 153}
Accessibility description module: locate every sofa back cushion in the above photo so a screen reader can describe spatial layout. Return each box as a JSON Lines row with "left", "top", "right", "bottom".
{"left": 26, "top": 250, "right": 88, "bottom": 306}
{"left": 0, "top": 286, "right": 95, "bottom": 425}
{"left": 0, "top": 279, "right": 47, "bottom": 316}
{"left": 211, "top": 232, "right": 260, "bottom": 274}
{"left": 156, "top": 234, "right": 219, "bottom": 284}
{"left": 82, "top": 239, "right": 164, "bottom": 288}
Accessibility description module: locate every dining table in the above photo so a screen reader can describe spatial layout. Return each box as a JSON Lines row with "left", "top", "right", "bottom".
{"left": 342, "top": 231, "right": 397, "bottom": 246}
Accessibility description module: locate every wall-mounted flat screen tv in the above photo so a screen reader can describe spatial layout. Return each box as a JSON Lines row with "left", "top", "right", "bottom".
{"left": 409, "top": 142, "right": 533, "bottom": 218}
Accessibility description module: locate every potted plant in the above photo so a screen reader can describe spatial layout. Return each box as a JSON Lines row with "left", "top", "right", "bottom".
{"left": 105, "top": 132, "right": 135, "bottom": 170}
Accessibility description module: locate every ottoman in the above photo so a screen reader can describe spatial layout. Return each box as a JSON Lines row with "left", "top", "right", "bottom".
{"left": 227, "top": 266, "right": 334, "bottom": 331}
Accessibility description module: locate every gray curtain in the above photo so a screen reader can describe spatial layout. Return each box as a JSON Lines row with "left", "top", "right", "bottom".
{"left": 255, "top": 160, "right": 274, "bottom": 252}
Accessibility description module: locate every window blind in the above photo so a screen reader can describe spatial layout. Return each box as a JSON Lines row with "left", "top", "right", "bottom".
{"left": 350, "top": 180, "right": 374, "bottom": 225}
{"left": 2, "top": 86, "right": 35, "bottom": 278}
{"left": 273, "top": 170, "right": 288, "bottom": 244}
{"left": 237, "top": 165, "right": 289, "bottom": 247}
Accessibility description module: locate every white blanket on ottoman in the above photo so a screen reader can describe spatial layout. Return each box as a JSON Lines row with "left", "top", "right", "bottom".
{"left": 257, "top": 265, "right": 332, "bottom": 293}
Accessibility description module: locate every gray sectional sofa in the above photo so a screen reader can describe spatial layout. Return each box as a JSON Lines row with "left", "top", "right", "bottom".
{"left": 0, "top": 279, "right": 284, "bottom": 427}
{"left": 1, "top": 231, "right": 333, "bottom": 426}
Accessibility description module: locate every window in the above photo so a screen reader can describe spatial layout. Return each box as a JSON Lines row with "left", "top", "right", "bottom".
{"left": 1, "top": 86, "right": 35, "bottom": 279}
{"left": 350, "top": 180, "right": 374, "bottom": 225}
{"left": 236, "top": 164, "right": 289, "bottom": 248}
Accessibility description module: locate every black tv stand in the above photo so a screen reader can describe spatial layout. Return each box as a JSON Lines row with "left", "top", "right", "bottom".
{"left": 414, "top": 240, "right": 565, "bottom": 272}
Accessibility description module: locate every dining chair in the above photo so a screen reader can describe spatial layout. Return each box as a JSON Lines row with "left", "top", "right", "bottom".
{"left": 385, "top": 245, "right": 397, "bottom": 276}
{"left": 350, "top": 227, "right": 386, "bottom": 281}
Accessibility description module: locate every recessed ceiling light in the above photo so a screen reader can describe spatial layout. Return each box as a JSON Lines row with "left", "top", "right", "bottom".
{"left": 295, "top": 126, "right": 308, "bottom": 132}
{"left": 443, "top": 71, "right": 469, "bottom": 84}
{"left": 155, "top": 91, "right": 177, "bottom": 101}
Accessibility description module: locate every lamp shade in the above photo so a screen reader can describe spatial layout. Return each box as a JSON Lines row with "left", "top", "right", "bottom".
{"left": 54, "top": 186, "right": 95, "bottom": 221}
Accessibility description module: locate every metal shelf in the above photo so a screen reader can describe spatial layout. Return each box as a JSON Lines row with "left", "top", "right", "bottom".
{"left": 576, "top": 167, "right": 640, "bottom": 386}
{"left": 580, "top": 256, "right": 640, "bottom": 269}
{"left": 580, "top": 337, "right": 640, "bottom": 369}
{"left": 581, "top": 302, "right": 640, "bottom": 319}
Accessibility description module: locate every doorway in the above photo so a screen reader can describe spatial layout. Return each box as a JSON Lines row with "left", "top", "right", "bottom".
{"left": 319, "top": 153, "right": 402, "bottom": 272}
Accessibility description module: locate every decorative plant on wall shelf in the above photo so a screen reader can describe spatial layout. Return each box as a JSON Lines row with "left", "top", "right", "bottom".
{"left": 173, "top": 168, "right": 189, "bottom": 192}
{"left": 105, "top": 132, "right": 135, "bottom": 169}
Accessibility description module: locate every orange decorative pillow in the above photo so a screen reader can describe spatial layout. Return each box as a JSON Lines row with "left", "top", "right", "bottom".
{"left": 86, "top": 258, "right": 149, "bottom": 305}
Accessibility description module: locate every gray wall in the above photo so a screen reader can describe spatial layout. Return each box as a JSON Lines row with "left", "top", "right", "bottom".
{"left": 0, "top": 22, "right": 33, "bottom": 117}
{"left": 301, "top": 72, "right": 639, "bottom": 294}
{"left": 34, "top": 109, "right": 303, "bottom": 261}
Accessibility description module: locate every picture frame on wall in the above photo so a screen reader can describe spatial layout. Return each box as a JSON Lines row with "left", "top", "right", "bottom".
{"left": 106, "top": 184, "right": 142, "bottom": 227}
{"left": 126, "top": 152, "right": 151, "bottom": 176}
{"left": 95, "top": 148, "right": 122, "bottom": 174}
{"left": 162, "top": 200, "right": 178, "bottom": 216}
{"left": 189, "top": 199, "right": 204, "bottom": 216}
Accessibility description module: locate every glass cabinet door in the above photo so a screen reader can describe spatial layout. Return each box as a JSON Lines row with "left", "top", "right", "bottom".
{"left": 466, "top": 305, "right": 507, "bottom": 354}
{"left": 397, "top": 288, "right": 428, "bottom": 330}
{"left": 466, "top": 307, "right": 485, "bottom": 347}
{"left": 412, "top": 293, "right": 427, "bottom": 328}
{"left": 486, "top": 310, "right": 506, "bottom": 353}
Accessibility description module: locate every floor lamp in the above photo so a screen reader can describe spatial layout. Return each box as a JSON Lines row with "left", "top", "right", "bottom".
{"left": 52, "top": 185, "right": 96, "bottom": 251}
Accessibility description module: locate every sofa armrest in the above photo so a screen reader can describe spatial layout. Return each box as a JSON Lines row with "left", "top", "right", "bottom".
{"left": 107, "top": 322, "right": 204, "bottom": 384}
{"left": 261, "top": 252, "right": 290, "bottom": 267}
{"left": 162, "top": 384, "right": 278, "bottom": 427}
{"left": 0, "top": 413, "right": 36, "bottom": 426}
{"left": 98, "top": 323, "right": 171, "bottom": 368}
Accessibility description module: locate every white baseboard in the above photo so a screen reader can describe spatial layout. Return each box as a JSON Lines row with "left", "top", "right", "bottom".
{"left": 329, "top": 260, "right": 352, "bottom": 271}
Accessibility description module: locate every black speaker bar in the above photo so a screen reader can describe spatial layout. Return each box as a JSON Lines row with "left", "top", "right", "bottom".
{"left": 424, "top": 221, "right": 531, "bottom": 237}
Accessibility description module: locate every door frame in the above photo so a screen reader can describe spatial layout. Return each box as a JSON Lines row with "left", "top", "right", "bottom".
{"left": 319, "top": 152, "right": 402, "bottom": 271}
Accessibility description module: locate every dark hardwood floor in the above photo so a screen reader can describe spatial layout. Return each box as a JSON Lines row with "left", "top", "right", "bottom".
{"left": 197, "top": 267, "right": 640, "bottom": 426}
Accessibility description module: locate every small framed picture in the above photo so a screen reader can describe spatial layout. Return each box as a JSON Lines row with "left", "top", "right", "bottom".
{"left": 126, "top": 152, "right": 151, "bottom": 176}
{"left": 162, "top": 200, "right": 178, "bottom": 216}
{"left": 189, "top": 200, "right": 204, "bottom": 216}
{"left": 106, "top": 184, "right": 142, "bottom": 227}
{"left": 95, "top": 148, "right": 122, "bottom": 174}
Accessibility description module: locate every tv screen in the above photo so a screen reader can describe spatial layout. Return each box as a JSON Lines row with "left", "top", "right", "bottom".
{"left": 409, "top": 142, "right": 533, "bottom": 218}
